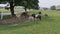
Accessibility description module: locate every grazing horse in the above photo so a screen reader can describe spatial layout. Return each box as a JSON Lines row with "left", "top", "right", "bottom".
{"left": 36, "top": 14, "right": 41, "bottom": 20}
{"left": 44, "top": 13, "right": 48, "bottom": 17}
{"left": 21, "top": 12, "right": 29, "bottom": 17}
{"left": 31, "top": 14, "right": 36, "bottom": 18}
{"left": 31, "top": 13, "right": 41, "bottom": 20}
{"left": 20, "top": 12, "right": 29, "bottom": 21}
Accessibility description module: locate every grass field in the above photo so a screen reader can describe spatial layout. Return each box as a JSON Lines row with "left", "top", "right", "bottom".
{"left": 0, "top": 10, "right": 60, "bottom": 34}
{"left": 0, "top": 8, "right": 24, "bottom": 13}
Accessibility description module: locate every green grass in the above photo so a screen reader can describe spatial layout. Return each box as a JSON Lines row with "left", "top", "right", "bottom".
{"left": 0, "top": 10, "right": 60, "bottom": 34}
{"left": 0, "top": 8, "right": 24, "bottom": 13}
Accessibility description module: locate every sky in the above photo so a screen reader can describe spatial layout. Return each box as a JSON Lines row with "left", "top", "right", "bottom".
{"left": 39, "top": 0, "right": 60, "bottom": 8}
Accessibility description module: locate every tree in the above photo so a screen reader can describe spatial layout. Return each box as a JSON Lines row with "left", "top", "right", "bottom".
{"left": 23, "top": 0, "right": 27, "bottom": 12}
{"left": 0, "top": 0, "right": 15, "bottom": 16}
{"left": 50, "top": 5, "right": 56, "bottom": 10}
{"left": 43, "top": 7, "right": 48, "bottom": 10}
{"left": 9, "top": 0, "right": 16, "bottom": 16}
{"left": 27, "top": 0, "right": 39, "bottom": 10}
{"left": 0, "top": 0, "right": 39, "bottom": 16}
{"left": 15, "top": 0, "right": 39, "bottom": 11}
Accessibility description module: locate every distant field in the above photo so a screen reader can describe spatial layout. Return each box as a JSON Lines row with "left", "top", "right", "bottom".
{"left": 0, "top": 10, "right": 60, "bottom": 34}
{"left": 0, "top": 8, "right": 24, "bottom": 13}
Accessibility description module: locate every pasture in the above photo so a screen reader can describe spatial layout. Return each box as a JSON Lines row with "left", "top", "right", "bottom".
{"left": 0, "top": 10, "right": 60, "bottom": 34}
{"left": 0, "top": 8, "right": 24, "bottom": 13}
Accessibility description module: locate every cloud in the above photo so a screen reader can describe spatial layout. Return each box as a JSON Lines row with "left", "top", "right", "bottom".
{"left": 39, "top": 0, "right": 60, "bottom": 8}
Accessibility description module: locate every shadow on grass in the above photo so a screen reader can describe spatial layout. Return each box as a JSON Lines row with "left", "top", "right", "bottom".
{"left": 0, "top": 20, "right": 40, "bottom": 31}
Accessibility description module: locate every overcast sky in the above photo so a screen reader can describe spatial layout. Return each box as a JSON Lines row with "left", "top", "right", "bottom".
{"left": 38, "top": 0, "right": 60, "bottom": 8}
